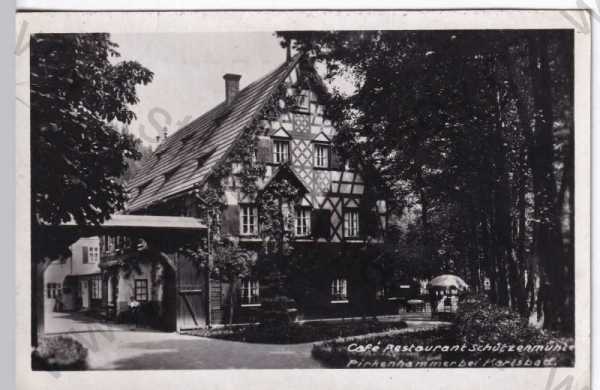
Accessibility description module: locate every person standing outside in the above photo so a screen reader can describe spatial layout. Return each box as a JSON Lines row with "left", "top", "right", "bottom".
{"left": 128, "top": 296, "right": 140, "bottom": 330}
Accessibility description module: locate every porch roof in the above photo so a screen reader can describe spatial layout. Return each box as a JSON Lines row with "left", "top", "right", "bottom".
{"left": 56, "top": 214, "right": 207, "bottom": 232}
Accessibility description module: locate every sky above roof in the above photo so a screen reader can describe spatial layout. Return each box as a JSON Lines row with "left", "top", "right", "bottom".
{"left": 111, "top": 32, "right": 287, "bottom": 146}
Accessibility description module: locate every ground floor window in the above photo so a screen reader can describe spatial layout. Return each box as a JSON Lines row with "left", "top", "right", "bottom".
{"left": 331, "top": 278, "right": 348, "bottom": 303}
{"left": 91, "top": 277, "right": 102, "bottom": 299}
{"left": 343, "top": 209, "right": 360, "bottom": 238}
{"left": 295, "top": 207, "right": 311, "bottom": 236}
{"left": 46, "top": 283, "right": 61, "bottom": 298}
{"left": 135, "top": 279, "right": 149, "bottom": 302}
{"left": 240, "top": 279, "right": 260, "bottom": 306}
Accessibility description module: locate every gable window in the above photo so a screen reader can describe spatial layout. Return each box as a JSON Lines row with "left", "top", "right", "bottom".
{"left": 241, "top": 279, "right": 260, "bottom": 306}
{"left": 135, "top": 279, "right": 149, "bottom": 302}
{"left": 273, "top": 140, "right": 289, "bottom": 164}
{"left": 331, "top": 278, "right": 348, "bottom": 302}
{"left": 240, "top": 205, "right": 258, "bottom": 235}
{"left": 344, "top": 209, "right": 360, "bottom": 239}
{"left": 294, "top": 89, "right": 311, "bottom": 112}
{"left": 295, "top": 208, "right": 311, "bottom": 237}
{"left": 314, "top": 143, "right": 329, "bottom": 168}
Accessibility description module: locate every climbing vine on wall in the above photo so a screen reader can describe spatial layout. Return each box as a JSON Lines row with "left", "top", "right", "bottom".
{"left": 179, "top": 71, "right": 300, "bottom": 273}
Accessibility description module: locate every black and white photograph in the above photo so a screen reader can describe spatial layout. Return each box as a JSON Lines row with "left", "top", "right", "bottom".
{"left": 15, "top": 9, "right": 591, "bottom": 389}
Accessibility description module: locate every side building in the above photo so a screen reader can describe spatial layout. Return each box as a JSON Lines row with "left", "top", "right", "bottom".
{"left": 43, "top": 237, "right": 102, "bottom": 313}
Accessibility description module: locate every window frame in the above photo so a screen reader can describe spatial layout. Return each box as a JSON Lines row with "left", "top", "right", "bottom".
{"left": 272, "top": 139, "right": 290, "bottom": 164}
{"left": 295, "top": 207, "right": 311, "bottom": 237}
{"left": 240, "top": 278, "right": 261, "bottom": 306}
{"left": 240, "top": 204, "right": 259, "bottom": 236}
{"left": 343, "top": 208, "right": 360, "bottom": 239}
{"left": 134, "top": 279, "right": 149, "bottom": 302}
{"left": 313, "top": 142, "right": 330, "bottom": 169}
{"left": 330, "top": 278, "right": 348, "bottom": 303}
{"left": 91, "top": 277, "right": 102, "bottom": 300}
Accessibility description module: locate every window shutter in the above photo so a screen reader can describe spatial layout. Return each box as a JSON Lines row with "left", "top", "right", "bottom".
{"left": 330, "top": 148, "right": 344, "bottom": 170}
{"left": 360, "top": 203, "right": 379, "bottom": 239}
{"left": 82, "top": 246, "right": 89, "bottom": 264}
{"left": 256, "top": 136, "right": 273, "bottom": 163}
{"left": 222, "top": 205, "right": 240, "bottom": 236}
{"left": 311, "top": 209, "right": 331, "bottom": 239}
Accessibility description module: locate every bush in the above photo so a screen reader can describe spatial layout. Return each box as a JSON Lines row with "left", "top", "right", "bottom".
{"left": 452, "top": 294, "right": 574, "bottom": 365}
{"left": 32, "top": 336, "right": 88, "bottom": 370}
{"left": 259, "top": 295, "right": 299, "bottom": 325}
{"left": 185, "top": 319, "right": 408, "bottom": 344}
{"left": 310, "top": 296, "right": 575, "bottom": 368}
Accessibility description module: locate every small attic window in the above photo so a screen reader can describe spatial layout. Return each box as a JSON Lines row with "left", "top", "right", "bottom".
{"left": 163, "top": 165, "right": 180, "bottom": 183}
{"left": 154, "top": 149, "right": 166, "bottom": 165}
{"left": 137, "top": 180, "right": 152, "bottom": 196}
{"left": 180, "top": 132, "right": 195, "bottom": 146}
{"left": 292, "top": 89, "right": 310, "bottom": 113}
{"left": 195, "top": 148, "right": 216, "bottom": 170}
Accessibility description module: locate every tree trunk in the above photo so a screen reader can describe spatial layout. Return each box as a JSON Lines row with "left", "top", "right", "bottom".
{"left": 527, "top": 34, "right": 565, "bottom": 330}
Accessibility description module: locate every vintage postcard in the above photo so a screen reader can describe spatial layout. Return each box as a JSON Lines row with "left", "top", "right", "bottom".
{"left": 15, "top": 9, "right": 591, "bottom": 390}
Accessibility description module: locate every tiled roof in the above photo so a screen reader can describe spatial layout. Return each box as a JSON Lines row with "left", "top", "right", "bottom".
{"left": 125, "top": 54, "right": 302, "bottom": 212}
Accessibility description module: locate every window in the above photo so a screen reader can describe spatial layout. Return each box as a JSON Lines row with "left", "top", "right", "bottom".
{"left": 273, "top": 140, "right": 289, "bottom": 164}
{"left": 314, "top": 143, "right": 329, "bottom": 168}
{"left": 295, "top": 208, "right": 311, "bottom": 236}
{"left": 294, "top": 89, "right": 310, "bottom": 112}
{"left": 344, "top": 209, "right": 360, "bottom": 238}
{"left": 88, "top": 246, "right": 99, "bottom": 263}
{"left": 331, "top": 278, "right": 348, "bottom": 302}
{"left": 240, "top": 205, "right": 258, "bottom": 235}
{"left": 46, "top": 283, "right": 61, "bottom": 298}
{"left": 82, "top": 246, "right": 89, "bottom": 263}
{"left": 241, "top": 279, "right": 260, "bottom": 305}
{"left": 91, "top": 277, "right": 102, "bottom": 299}
{"left": 135, "top": 279, "right": 148, "bottom": 302}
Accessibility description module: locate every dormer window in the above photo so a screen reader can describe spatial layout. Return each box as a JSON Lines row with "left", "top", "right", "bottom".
{"left": 314, "top": 143, "right": 329, "bottom": 168}
{"left": 293, "top": 89, "right": 310, "bottom": 112}
{"left": 273, "top": 139, "right": 289, "bottom": 164}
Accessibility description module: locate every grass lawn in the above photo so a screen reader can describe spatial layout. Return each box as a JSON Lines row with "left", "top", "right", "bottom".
{"left": 183, "top": 319, "right": 409, "bottom": 344}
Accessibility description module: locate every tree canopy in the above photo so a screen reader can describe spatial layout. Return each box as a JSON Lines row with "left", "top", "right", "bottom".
{"left": 31, "top": 33, "right": 153, "bottom": 230}
{"left": 277, "top": 30, "right": 574, "bottom": 332}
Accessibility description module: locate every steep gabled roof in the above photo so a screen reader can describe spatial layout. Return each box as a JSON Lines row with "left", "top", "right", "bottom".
{"left": 126, "top": 54, "right": 303, "bottom": 212}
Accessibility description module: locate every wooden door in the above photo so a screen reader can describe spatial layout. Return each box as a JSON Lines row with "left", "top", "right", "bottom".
{"left": 176, "top": 254, "right": 206, "bottom": 331}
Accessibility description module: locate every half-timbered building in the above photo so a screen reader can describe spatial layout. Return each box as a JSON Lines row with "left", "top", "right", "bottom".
{"left": 121, "top": 53, "right": 390, "bottom": 328}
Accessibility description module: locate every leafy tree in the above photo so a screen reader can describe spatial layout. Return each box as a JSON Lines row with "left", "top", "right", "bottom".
{"left": 31, "top": 33, "right": 153, "bottom": 249}
{"left": 211, "top": 240, "right": 257, "bottom": 324}
{"left": 278, "top": 30, "right": 573, "bottom": 332}
{"left": 29, "top": 33, "right": 153, "bottom": 346}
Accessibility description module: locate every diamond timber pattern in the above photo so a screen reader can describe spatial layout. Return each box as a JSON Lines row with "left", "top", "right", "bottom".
{"left": 293, "top": 114, "right": 310, "bottom": 134}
